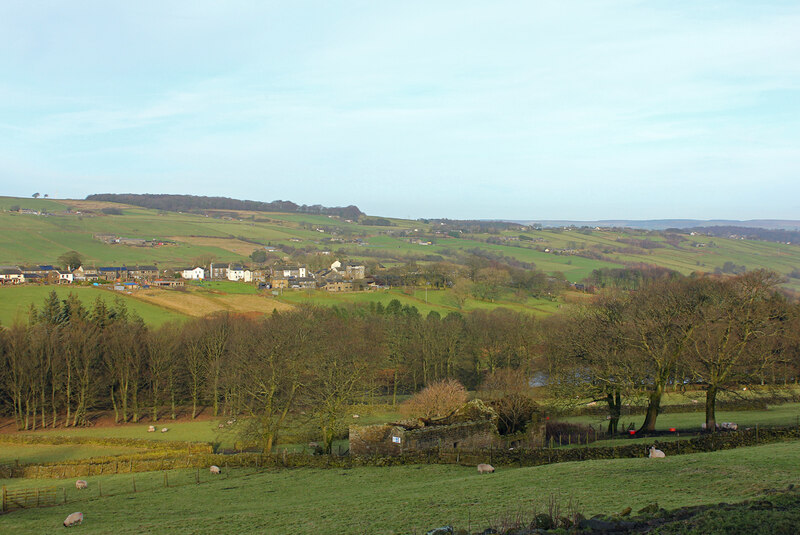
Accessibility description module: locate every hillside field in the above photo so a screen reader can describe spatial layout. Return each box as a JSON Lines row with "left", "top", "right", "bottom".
{"left": 2, "top": 441, "right": 800, "bottom": 534}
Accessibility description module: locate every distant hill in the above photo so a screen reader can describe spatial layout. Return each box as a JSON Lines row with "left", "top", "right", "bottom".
{"left": 86, "top": 193, "right": 363, "bottom": 220}
{"left": 682, "top": 226, "right": 800, "bottom": 245}
{"left": 512, "top": 219, "right": 800, "bottom": 231}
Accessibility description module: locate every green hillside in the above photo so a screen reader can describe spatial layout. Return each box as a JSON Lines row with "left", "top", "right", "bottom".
{"left": 2, "top": 195, "right": 799, "bottom": 291}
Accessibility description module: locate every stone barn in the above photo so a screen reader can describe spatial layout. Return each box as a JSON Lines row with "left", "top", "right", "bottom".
{"left": 349, "top": 399, "right": 545, "bottom": 456}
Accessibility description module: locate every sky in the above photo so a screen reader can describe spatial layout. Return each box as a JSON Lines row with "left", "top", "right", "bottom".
{"left": 1, "top": 1, "right": 799, "bottom": 220}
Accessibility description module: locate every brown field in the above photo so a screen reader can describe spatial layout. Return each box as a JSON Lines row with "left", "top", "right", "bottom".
{"left": 169, "top": 236, "right": 269, "bottom": 256}
{"left": 57, "top": 199, "right": 137, "bottom": 211}
{"left": 131, "top": 287, "right": 294, "bottom": 318}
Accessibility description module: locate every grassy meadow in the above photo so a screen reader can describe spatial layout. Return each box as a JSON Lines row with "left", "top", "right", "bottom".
{"left": 2, "top": 441, "right": 800, "bottom": 534}
{"left": 0, "top": 285, "right": 185, "bottom": 327}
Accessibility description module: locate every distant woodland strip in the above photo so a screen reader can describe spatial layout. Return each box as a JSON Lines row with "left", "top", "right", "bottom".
{"left": 86, "top": 193, "right": 363, "bottom": 220}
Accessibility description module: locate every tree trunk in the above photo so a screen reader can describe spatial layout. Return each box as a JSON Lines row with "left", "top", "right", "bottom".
{"left": 606, "top": 390, "right": 621, "bottom": 435}
{"left": 639, "top": 383, "right": 664, "bottom": 433}
{"left": 705, "top": 384, "right": 718, "bottom": 432}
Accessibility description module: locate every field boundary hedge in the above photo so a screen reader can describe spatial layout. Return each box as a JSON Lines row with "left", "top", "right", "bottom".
{"left": 4, "top": 425, "right": 800, "bottom": 479}
{"left": 0, "top": 433, "right": 212, "bottom": 453}
{"left": 553, "top": 398, "right": 779, "bottom": 417}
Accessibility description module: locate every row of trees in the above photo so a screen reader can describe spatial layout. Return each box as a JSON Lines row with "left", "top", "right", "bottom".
{"left": 545, "top": 270, "right": 800, "bottom": 433}
{"left": 2, "top": 270, "right": 798, "bottom": 450}
{"left": 0, "top": 293, "right": 541, "bottom": 452}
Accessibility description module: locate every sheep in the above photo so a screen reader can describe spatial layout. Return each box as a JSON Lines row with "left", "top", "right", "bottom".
{"left": 352, "top": 414, "right": 360, "bottom": 419}
{"left": 148, "top": 425, "right": 155, "bottom": 432}
{"left": 161, "top": 427, "right": 168, "bottom": 433}
{"left": 648, "top": 446, "right": 666, "bottom": 459}
{"left": 75, "top": 480, "right": 88, "bottom": 490}
{"left": 218, "top": 423, "right": 225, "bottom": 429}
{"left": 210, "top": 465, "right": 221, "bottom": 474}
{"left": 63, "top": 512, "right": 83, "bottom": 527}
{"left": 477, "top": 463, "right": 495, "bottom": 474}
{"left": 720, "top": 422, "right": 738, "bottom": 431}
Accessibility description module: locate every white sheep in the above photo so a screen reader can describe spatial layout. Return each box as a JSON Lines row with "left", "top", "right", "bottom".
{"left": 63, "top": 512, "right": 83, "bottom": 527}
{"left": 477, "top": 463, "right": 495, "bottom": 474}
{"left": 352, "top": 414, "right": 360, "bottom": 419}
{"left": 720, "top": 422, "right": 738, "bottom": 431}
{"left": 161, "top": 427, "right": 168, "bottom": 433}
{"left": 148, "top": 425, "right": 155, "bottom": 432}
{"left": 648, "top": 446, "right": 666, "bottom": 459}
{"left": 210, "top": 465, "right": 221, "bottom": 474}
{"left": 75, "top": 480, "right": 88, "bottom": 490}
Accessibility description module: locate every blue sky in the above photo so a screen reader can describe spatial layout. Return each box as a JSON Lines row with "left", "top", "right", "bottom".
{"left": 1, "top": 1, "right": 799, "bottom": 220}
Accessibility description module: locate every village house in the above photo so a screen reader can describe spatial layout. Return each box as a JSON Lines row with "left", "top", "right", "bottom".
{"left": 290, "top": 277, "right": 317, "bottom": 289}
{"left": 0, "top": 267, "right": 25, "bottom": 284}
{"left": 72, "top": 266, "right": 99, "bottom": 281}
{"left": 209, "top": 264, "right": 229, "bottom": 280}
{"left": 344, "top": 263, "right": 366, "bottom": 280}
{"left": 127, "top": 265, "right": 158, "bottom": 280}
{"left": 227, "top": 263, "right": 252, "bottom": 282}
{"left": 325, "top": 280, "right": 363, "bottom": 292}
{"left": 98, "top": 267, "right": 128, "bottom": 281}
{"left": 274, "top": 265, "right": 307, "bottom": 279}
{"left": 270, "top": 278, "right": 289, "bottom": 289}
{"left": 20, "top": 265, "right": 57, "bottom": 277}
{"left": 180, "top": 267, "right": 205, "bottom": 280}
{"left": 150, "top": 279, "right": 185, "bottom": 288}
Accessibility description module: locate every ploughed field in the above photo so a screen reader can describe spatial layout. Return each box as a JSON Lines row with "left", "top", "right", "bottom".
{"left": 2, "top": 441, "right": 800, "bottom": 534}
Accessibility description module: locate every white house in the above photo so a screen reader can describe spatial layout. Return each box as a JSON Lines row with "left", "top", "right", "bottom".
{"left": 57, "top": 271, "right": 74, "bottom": 283}
{"left": 181, "top": 267, "right": 205, "bottom": 280}
{"left": 0, "top": 267, "right": 25, "bottom": 284}
{"left": 227, "top": 264, "right": 252, "bottom": 282}
{"left": 276, "top": 266, "right": 307, "bottom": 278}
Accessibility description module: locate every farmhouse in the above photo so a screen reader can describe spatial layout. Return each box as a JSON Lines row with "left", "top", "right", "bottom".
{"left": 349, "top": 400, "right": 545, "bottom": 456}
{"left": 72, "top": 266, "right": 99, "bottom": 281}
{"left": 274, "top": 265, "right": 307, "bottom": 278}
{"left": 227, "top": 264, "right": 252, "bottom": 282}
{"left": 0, "top": 267, "right": 25, "bottom": 284}
{"left": 127, "top": 265, "right": 158, "bottom": 280}
{"left": 180, "top": 267, "right": 205, "bottom": 280}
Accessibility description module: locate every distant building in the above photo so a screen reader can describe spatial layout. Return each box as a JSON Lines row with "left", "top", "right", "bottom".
{"left": 209, "top": 264, "right": 228, "bottom": 280}
{"left": 0, "top": 267, "right": 25, "bottom": 284}
{"left": 181, "top": 267, "right": 205, "bottom": 280}
{"left": 227, "top": 264, "right": 252, "bottom": 282}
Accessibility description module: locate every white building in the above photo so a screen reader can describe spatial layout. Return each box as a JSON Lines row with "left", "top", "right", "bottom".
{"left": 57, "top": 271, "right": 74, "bottom": 283}
{"left": 181, "top": 267, "right": 205, "bottom": 280}
{"left": 227, "top": 264, "right": 252, "bottom": 282}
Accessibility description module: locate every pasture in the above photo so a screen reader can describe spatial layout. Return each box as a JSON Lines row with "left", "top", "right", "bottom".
{"left": 0, "top": 285, "right": 184, "bottom": 327}
{"left": 2, "top": 441, "right": 800, "bottom": 533}
{"left": 0, "top": 444, "right": 143, "bottom": 465}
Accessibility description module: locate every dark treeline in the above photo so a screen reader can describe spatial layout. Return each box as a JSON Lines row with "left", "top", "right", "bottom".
{"left": 86, "top": 193, "right": 363, "bottom": 220}
{"left": 2, "top": 271, "right": 798, "bottom": 452}
{"left": 683, "top": 226, "right": 800, "bottom": 245}
{"left": 0, "top": 293, "right": 539, "bottom": 452}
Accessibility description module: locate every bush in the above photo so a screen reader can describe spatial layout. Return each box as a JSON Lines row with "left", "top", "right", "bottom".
{"left": 400, "top": 379, "right": 468, "bottom": 419}
{"left": 493, "top": 394, "right": 538, "bottom": 435}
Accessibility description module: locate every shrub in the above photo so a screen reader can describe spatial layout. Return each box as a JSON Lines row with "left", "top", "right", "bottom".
{"left": 493, "top": 394, "right": 538, "bottom": 435}
{"left": 400, "top": 379, "right": 468, "bottom": 419}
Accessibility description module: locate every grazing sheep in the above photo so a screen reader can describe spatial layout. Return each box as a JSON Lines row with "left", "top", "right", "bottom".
{"left": 218, "top": 423, "right": 225, "bottom": 429}
{"left": 648, "top": 446, "right": 666, "bottom": 459}
{"left": 161, "top": 427, "right": 168, "bottom": 433}
{"left": 352, "top": 414, "right": 360, "bottom": 419}
{"left": 148, "top": 425, "right": 155, "bottom": 432}
{"left": 227, "top": 419, "right": 235, "bottom": 425}
{"left": 720, "top": 422, "right": 738, "bottom": 431}
{"left": 75, "top": 480, "right": 88, "bottom": 490}
{"left": 477, "top": 463, "right": 495, "bottom": 474}
{"left": 210, "top": 465, "right": 221, "bottom": 474}
{"left": 63, "top": 512, "right": 83, "bottom": 527}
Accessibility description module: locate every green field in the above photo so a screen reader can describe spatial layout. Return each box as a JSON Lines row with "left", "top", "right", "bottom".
{"left": 0, "top": 444, "right": 144, "bottom": 465}
{"left": 2, "top": 196, "right": 799, "bottom": 286}
{"left": 563, "top": 402, "right": 800, "bottom": 432}
{"left": 18, "top": 419, "right": 227, "bottom": 447}
{"left": 274, "top": 287, "right": 560, "bottom": 316}
{"left": 2, "top": 441, "right": 800, "bottom": 533}
{"left": 0, "top": 285, "right": 185, "bottom": 327}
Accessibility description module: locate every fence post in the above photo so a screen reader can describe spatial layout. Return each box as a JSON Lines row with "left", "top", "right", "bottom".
{"left": 63, "top": 487, "right": 67, "bottom": 505}
{"left": 196, "top": 468, "right": 200, "bottom": 484}
{"left": 132, "top": 475, "right": 136, "bottom": 493}
{"left": 2, "top": 485, "right": 6, "bottom": 513}
{"left": 164, "top": 472, "right": 168, "bottom": 488}
{"left": 99, "top": 481, "right": 103, "bottom": 497}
